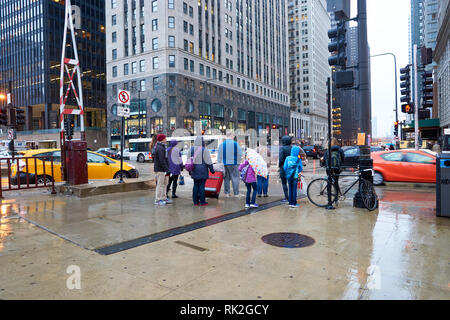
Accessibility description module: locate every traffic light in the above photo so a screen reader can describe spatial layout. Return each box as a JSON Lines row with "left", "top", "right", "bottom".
{"left": 401, "top": 103, "right": 415, "bottom": 114}
{"left": 327, "top": 20, "right": 347, "bottom": 67}
{"left": 64, "top": 115, "right": 74, "bottom": 140}
{"left": 0, "top": 107, "right": 7, "bottom": 126}
{"left": 422, "top": 71, "right": 433, "bottom": 109}
{"left": 400, "top": 66, "right": 412, "bottom": 113}
{"left": 15, "top": 108, "right": 25, "bottom": 126}
{"left": 394, "top": 121, "right": 399, "bottom": 136}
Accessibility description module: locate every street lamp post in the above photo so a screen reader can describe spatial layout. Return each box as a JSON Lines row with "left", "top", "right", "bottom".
{"left": 370, "top": 52, "right": 399, "bottom": 149}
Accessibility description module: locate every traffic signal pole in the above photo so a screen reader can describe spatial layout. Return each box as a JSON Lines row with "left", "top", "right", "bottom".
{"left": 413, "top": 44, "right": 419, "bottom": 150}
{"left": 357, "top": 0, "right": 372, "bottom": 140}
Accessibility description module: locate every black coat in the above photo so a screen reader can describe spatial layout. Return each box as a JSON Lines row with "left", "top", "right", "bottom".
{"left": 153, "top": 142, "right": 169, "bottom": 173}
{"left": 189, "top": 137, "right": 215, "bottom": 180}
{"left": 279, "top": 136, "right": 292, "bottom": 179}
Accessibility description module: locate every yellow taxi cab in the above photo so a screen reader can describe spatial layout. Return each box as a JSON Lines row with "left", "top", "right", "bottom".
{"left": 11, "top": 149, "right": 139, "bottom": 185}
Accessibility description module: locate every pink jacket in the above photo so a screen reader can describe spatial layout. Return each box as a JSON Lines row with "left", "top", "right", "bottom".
{"left": 239, "top": 160, "right": 257, "bottom": 184}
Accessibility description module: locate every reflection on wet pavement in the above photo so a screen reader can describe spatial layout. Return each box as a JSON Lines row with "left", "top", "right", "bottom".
{"left": 0, "top": 164, "right": 448, "bottom": 299}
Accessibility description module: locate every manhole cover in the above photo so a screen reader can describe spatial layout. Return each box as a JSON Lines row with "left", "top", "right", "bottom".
{"left": 261, "top": 233, "right": 315, "bottom": 248}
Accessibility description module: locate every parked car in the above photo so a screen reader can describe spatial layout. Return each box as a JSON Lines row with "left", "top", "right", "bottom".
{"left": 95, "top": 148, "right": 120, "bottom": 159}
{"left": 302, "top": 146, "right": 319, "bottom": 159}
{"left": 11, "top": 149, "right": 139, "bottom": 185}
{"left": 372, "top": 149, "right": 436, "bottom": 185}
{"left": 371, "top": 146, "right": 383, "bottom": 153}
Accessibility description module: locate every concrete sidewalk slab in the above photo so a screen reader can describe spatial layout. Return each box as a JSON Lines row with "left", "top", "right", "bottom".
{"left": 55, "top": 179, "right": 156, "bottom": 198}
{"left": 16, "top": 188, "right": 282, "bottom": 251}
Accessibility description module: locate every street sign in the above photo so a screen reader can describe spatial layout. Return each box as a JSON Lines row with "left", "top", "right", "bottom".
{"left": 8, "top": 129, "right": 15, "bottom": 140}
{"left": 118, "top": 90, "right": 131, "bottom": 106}
{"left": 444, "top": 129, "right": 450, "bottom": 135}
{"left": 117, "top": 106, "right": 130, "bottom": 118}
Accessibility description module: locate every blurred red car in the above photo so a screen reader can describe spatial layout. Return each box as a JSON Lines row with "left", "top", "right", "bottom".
{"left": 372, "top": 149, "right": 437, "bottom": 185}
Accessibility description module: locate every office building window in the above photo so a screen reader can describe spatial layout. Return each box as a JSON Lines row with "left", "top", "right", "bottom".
{"left": 169, "top": 96, "right": 176, "bottom": 108}
{"left": 190, "top": 60, "right": 194, "bottom": 72}
{"left": 153, "top": 57, "right": 159, "bottom": 69}
{"left": 132, "top": 62, "right": 137, "bottom": 74}
{"left": 111, "top": 0, "right": 117, "bottom": 9}
{"left": 169, "top": 55, "right": 176, "bottom": 67}
{"left": 112, "top": 66, "right": 118, "bottom": 77}
{"left": 168, "top": 0, "right": 174, "bottom": 9}
{"left": 124, "top": 63, "right": 129, "bottom": 75}
{"left": 184, "top": 58, "right": 189, "bottom": 70}
{"left": 184, "top": 21, "right": 188, "bottom": 33}
{"left": 168, "top": 16, "right": 175, "bottom": 28}
{"left": 184, "top": 39, "right": 189, "bottom": 51}
{"left": 152, "top": 19, "right": 158, "bottom": 31}
{"left": 140, "top": 79, "right": 146, "bottom": 91}
{"left": 200, "top": 64, "right": 204, "bottom": 75}
{"left": 112, "top": 15, "right": 117, "bottom": 25}
{"left": 152, "top": 38, "right": 158, "bottom": 50}
{"left": 140, "top": 60, "right": 145, "bottom": 72}
{"left": 112, "top": 49, "right": 117, "bottom": 60}
{"left": 153, "top": 77, "right": 159, "bottom": 89}
{"left": 183, "top": 2, "right": 188, "bottom": 14}
{"left": 168, "top": 36, "right": 175, "bottom": 48}
{"left": 152, "top": 0, "right": 158, "bottom": 12}
{"left": 112, "top": 32, "right": 117, "bottom": 43}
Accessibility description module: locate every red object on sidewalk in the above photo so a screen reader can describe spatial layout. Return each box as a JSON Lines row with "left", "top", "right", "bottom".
{"left": 205, "top": 172, "right": 224, "bottom": 199}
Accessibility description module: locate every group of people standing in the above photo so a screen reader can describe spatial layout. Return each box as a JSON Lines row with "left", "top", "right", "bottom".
{"left": 151, "top": 134, "right": 273, "bottom": 208}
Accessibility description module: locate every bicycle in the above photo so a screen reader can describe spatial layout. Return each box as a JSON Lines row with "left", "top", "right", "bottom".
{"left": 307, "top": 168, "right": 379, "bottom": 211}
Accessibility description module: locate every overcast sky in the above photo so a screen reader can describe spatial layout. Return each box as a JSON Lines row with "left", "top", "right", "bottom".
{"left": 350, "top": 0, "right": 411, "bottom": 138}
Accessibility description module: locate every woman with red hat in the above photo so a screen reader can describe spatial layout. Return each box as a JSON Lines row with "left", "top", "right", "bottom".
{"left": 153, "top": 134, "right": 171, "bottom": 206}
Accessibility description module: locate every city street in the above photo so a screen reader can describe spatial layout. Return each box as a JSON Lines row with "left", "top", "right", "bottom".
{"left": 0, "top": 160, "right": 448, "bottom": 300}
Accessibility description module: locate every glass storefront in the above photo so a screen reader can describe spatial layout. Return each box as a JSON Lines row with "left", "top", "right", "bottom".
{"left": 150, "top": 117, "right": 164, "bottom": 134}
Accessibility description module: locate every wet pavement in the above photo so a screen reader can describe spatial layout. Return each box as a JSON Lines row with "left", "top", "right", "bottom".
{"left": 0, "top": 160, "right": 449, "bottom": 300}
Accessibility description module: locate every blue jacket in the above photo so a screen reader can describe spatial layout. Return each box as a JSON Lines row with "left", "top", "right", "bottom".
{"left": 283, "top": 146, "right": 303, "bottom": 180}
{"left": 218, "top": 139, "right": 243, "bottom": 166}
{"left": 189, "top": 137, "right": 215, "bottom": 180}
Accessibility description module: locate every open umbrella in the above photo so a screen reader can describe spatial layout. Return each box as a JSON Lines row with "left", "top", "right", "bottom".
{"left": 246, "top": 148, "right": 268, "bottom": 179}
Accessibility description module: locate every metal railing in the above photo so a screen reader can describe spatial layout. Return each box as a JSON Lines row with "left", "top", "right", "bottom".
{"left": 0, "top": 156, "right": 57, "bottom": 197}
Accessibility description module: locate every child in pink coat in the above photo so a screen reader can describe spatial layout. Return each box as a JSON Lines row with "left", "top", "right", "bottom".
{"left": 239, "top": 159, "right": 258, "bottom": 209}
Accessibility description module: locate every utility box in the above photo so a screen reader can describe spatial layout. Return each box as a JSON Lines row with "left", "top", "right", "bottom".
{"left": 436, "top": 153, "right": 450, "bottom": 217}
{"left": 65, "top": 140, "right": 88, "bottom": 186}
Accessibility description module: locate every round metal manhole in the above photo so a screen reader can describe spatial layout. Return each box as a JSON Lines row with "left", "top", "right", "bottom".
{"left": 261, "top": 233, "right": 315, "bottom": 248}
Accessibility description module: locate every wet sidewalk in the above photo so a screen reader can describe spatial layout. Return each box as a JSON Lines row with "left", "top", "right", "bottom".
{"left": 0, "top": 173, "right": 449, "bottom": 299}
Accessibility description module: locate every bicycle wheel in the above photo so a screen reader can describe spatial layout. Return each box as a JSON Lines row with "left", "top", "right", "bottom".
{"left": 359, "top": 179, "right": 378, "bottom": 211}
{"left": 307, "top": 178, "right": 338, "bottom": 208}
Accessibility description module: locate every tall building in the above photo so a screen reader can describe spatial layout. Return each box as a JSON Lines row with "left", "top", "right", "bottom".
{"left": 434, "top": 0, "right": 449, "bottom": 133}
{"left": 0, "top": 0, "right": 107, "bottom": 147}
{"left": 106, "top": 0, "right": 290, "bottom": 147}
{"left": 287, "top": 0, "right": 331, "bottom": 146}
{"left": 405, "top": 0, "right": 440, "bottom": 141}
{"left": 409, "top": 0, "right": 439, "bottom": 111}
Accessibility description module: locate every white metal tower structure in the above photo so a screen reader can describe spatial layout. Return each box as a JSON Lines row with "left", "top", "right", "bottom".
{"left": 59, "top": 0, "right": 85, "bottom": 142}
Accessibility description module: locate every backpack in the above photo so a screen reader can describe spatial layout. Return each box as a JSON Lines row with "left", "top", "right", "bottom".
{"left": 286, "top": 157, "right": 301, "bottom": 180}
{"left": 185, "top": 147, "right": 202, "bottom": 172}
{"left": 240, "top": 164, "right": 250, "bottom": 181}
{"left": 330, "top": 150, "right": 341, "bottom": 169}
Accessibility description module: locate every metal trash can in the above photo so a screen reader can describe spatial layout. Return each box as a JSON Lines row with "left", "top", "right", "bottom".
{"left": 436, "top": 153, "right": 450, "bottom": 217}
